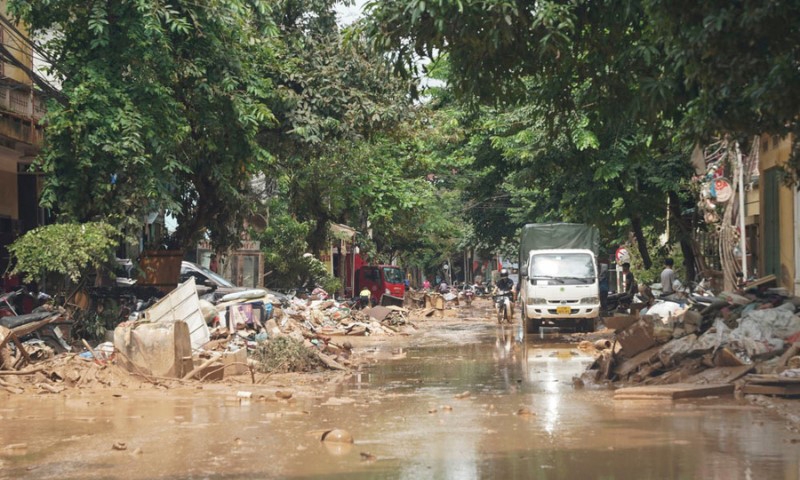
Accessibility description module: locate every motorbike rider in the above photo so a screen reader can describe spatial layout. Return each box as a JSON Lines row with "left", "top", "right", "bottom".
{"left": 493, "top": 269, "right": 515, "bottom": 317}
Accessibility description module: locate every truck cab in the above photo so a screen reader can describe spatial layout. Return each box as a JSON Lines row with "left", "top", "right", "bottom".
{"left": 355, "top": 265, "right": 406, "bottom": 305}
{"left": 521, "top": 248, "right": 600, "bottom": 332}
{"left": 518, "top": 223, "right": 601, "bottom": 333}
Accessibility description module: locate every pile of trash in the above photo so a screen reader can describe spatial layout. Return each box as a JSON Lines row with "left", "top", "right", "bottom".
{"left": 108, "top": 278, "right": 418, "bottom": 384}
{"left": 0, "top": 278, "right": 419, "bottom": 393}
{"left": 587, "top": 282, "right": 800, "bottom": 398}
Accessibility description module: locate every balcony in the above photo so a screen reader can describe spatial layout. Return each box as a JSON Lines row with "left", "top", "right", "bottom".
{"left": 0, "top": 82, "right": 44, "bottom": 148}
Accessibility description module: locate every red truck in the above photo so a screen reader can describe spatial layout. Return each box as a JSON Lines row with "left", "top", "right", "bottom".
{"left": 355, "top": 265, "right": 405, "bottom": 306}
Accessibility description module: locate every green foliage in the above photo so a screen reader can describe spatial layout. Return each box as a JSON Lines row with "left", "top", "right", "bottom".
{"left": 363, "top": 1, "right": 708, "bottom": 267}
{"left": 644, "top": 1, "right": 800, "bottom": 146}
{"left": 10, "top": 0, "right": 279, "bottom": 250}
{"left": 7, "top": 222, "right": 119, "bottom": 283}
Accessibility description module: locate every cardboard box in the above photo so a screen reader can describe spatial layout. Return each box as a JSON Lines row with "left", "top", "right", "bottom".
{"left": 223, "top": 349, "right": 249, "bottom": 377}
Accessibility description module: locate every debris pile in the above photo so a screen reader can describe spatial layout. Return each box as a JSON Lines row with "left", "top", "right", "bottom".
{"left": 0, "top": 277, "right": 420, "bottom": 393}
{"left": 112, "top": 279, "right": 419, "bottom": 381}
{"left": 587, "top": 283, "right": 800, "bottom": 399}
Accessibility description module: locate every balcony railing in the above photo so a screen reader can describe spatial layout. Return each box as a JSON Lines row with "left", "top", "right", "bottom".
{"left": 0, "top": 82, "right": 44, "bottom": 146}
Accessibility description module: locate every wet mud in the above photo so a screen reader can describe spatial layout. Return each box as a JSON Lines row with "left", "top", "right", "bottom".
{"left": 2, "top": 300, "right": 799, "bottom": 479}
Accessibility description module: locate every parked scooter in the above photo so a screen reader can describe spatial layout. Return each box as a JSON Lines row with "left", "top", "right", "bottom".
{"left": 603, "top": 292, "right": 633, "bottom": 315}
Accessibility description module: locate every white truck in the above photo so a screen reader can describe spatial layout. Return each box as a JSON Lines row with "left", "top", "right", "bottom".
{"left": 518, "top": 223, "right": 600, "bottom": 333}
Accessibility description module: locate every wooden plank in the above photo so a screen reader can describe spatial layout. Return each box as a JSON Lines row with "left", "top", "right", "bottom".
{"left": 614, "top": 383, "right": 734, "bottom": 400}
{"left": 740, "top": 384, "right": 800, "bottom": 396}
{"left": 743, "top": 374, "right": 800, "bottom": 384}
{"left": 777, "top": 342, "right": 800, "bottom": 368}
{"left": 614, "top": 345, "right": 661, "bottom": 377}
{"left": 714, "top": 348, "right": 746, "bottom": 367}
{"left": 685, "top": 365, "right": 754, "bottom": 384}
{"left": 746, "top": 274, "right": 777, "bottom": 289}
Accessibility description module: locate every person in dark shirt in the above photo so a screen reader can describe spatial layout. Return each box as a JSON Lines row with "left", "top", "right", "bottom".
{"left": 494, "top": 268, "right": 515, "bottom": 317}
{"left": 621, "top": 262, "right": 637, "bottom": 300}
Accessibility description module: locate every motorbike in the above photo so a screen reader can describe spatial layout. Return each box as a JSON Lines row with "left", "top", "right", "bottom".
{"left": 603, "top": 291, "right": 633, "bottom": 315}
{"left": 493, "top": 290, "right": 513, "bottom": 324}
{"left": 0, "top": 308, "right": 73, "bottom": 369}
{"left": 463, "top": 285, "right": 475, "bottom": 306}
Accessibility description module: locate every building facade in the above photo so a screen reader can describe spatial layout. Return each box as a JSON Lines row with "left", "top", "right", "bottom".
{"left": 0, "top": 4, "right": 46, "bottom": 280}
{"left": 757, "top": 134, "right": 797, "bottom": 294}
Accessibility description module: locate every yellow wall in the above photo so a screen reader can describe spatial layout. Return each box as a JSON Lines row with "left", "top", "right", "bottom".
{"left": 0, "top": 152, "right": 17, "bottom": 218}
{"left": 759, "top": 134, "right": 795, "bottom": 291}
{"left": 0, "top": 0, "right": 33, "bottom": 86}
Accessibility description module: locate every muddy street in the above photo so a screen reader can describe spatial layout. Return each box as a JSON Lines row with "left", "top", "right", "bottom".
{"left": 2, "top": 302, "right": 799, "bottom": 479}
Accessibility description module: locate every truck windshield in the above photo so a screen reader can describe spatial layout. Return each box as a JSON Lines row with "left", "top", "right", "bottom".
{"left": 382, "top": 267, "right": 404, "bottom": 284}
{"left": 529, "top": 253, "right": 595, "bottom": 284}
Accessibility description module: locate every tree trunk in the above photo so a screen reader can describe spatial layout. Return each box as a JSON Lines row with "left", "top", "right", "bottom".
{"left": 667, "top": 190, "right": 700, "bottom": 283}
{"left": 630, "top": 214, "right": 651, "bottom": 269}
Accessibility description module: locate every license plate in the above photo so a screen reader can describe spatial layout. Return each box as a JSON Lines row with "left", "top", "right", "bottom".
{"left": 556, "top": 306, "right": 571, "bottom": 315}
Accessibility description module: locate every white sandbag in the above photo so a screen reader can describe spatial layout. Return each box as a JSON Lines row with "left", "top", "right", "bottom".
{"left": 220, "top": 289, "right": 267, "bottom": 302}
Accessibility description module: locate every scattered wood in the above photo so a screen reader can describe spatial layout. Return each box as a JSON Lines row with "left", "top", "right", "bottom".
{"left": 0, "top": 367, "right": 45, "bottom": 376}
{"left": 316, "top": 351, "right": 347, "bottom": 371}
{"left": 746, "top": 274, "right": 777, "bottom": 289}
{"left": 714, "top": 348, "right": 746, "bottom": 367}
{"left": 614, "top": 345, "right": 661, "bottom": 378}
{"left": 81, "top": 339, "right": 102, "bottom": 364}
{"left": 685, "top": 365, "right": 753, "bottom": 384}
{"left": 740, "top": 384, "right": 800, "bottom": 396}
{"left": 181, "top": 354, "right": 222, "bottom": 381}
{"left": 742, "top": 374, "right": 800, "bottom": 384}
{"left": 614, "top": 383, "right": 734, "bottom": 400}
{"left": 777, "top": 342, "right": 800, "bottom": 371}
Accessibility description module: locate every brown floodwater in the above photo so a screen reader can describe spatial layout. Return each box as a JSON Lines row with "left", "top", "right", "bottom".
{"left": 1, "top": 319, "right": 799, "bottom": 479}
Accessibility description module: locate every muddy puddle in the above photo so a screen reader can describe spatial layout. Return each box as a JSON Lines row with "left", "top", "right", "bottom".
{"left": 1, "top": 320, "right": 799, "bottom": 479}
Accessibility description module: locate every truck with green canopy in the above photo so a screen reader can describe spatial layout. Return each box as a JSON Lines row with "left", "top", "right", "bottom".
{"left": 518, "top": 223, "right": 600, "bottom": 333}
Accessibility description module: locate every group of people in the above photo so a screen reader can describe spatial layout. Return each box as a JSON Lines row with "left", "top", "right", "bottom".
{"left": 619, "top": 257, "right": 679, "bottom": 300}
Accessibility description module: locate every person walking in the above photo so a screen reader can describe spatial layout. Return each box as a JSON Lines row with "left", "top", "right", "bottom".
{"left": 621, "top": 262, "right": 637, "bottom": 302}
{"left": 660, "top": 258, "right": 676, "bottom": 297}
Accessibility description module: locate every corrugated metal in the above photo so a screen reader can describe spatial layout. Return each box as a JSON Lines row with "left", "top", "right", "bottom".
{"left": 142, "top": 277, "right": 209, "bottom": 351}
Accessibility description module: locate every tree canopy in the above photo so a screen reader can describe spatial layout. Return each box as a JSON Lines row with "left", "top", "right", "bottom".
{"left": 10, "top": 0, "right": 278, "bottom": 250}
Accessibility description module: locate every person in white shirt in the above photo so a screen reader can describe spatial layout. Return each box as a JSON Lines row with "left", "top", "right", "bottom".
{"left": 660, "top": 258, "right": 676, "bottom": 297}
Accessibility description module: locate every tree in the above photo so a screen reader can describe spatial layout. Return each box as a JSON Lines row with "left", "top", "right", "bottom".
{"left": 10, "top": 0, "right": 278, "bottom": 251}
{"left": 7, "top": 222, "right": 119, "bottom": 283}
{"left": 644, "top": 0, "right": 800, "bottom": 169}
{"left": 363, "top": 1, "right": 706, "bottom": 268}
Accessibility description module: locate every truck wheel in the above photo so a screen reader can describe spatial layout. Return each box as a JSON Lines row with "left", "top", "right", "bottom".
{"left": 526, "top": 318, "right": 542, "bottom": 335}
{"left": 587, "top": 318, "right": 597, "bottom": 332}
{"left": 579, "top": 318, "right": 595, "bottom": 333}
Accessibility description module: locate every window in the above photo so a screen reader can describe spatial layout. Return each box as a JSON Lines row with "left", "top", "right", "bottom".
{"left": 529, "top": 253, "right": 596, "bottom": 285}
{"left": 382, "top": 267, "right": 403, "bottom": 284}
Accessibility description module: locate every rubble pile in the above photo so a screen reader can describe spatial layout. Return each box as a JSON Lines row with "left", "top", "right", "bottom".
{"left": 0, "top": 278, "right": 419, "bottom": 392}
{"left": 588, "top": 285, "right": 800, "bottom": 398}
